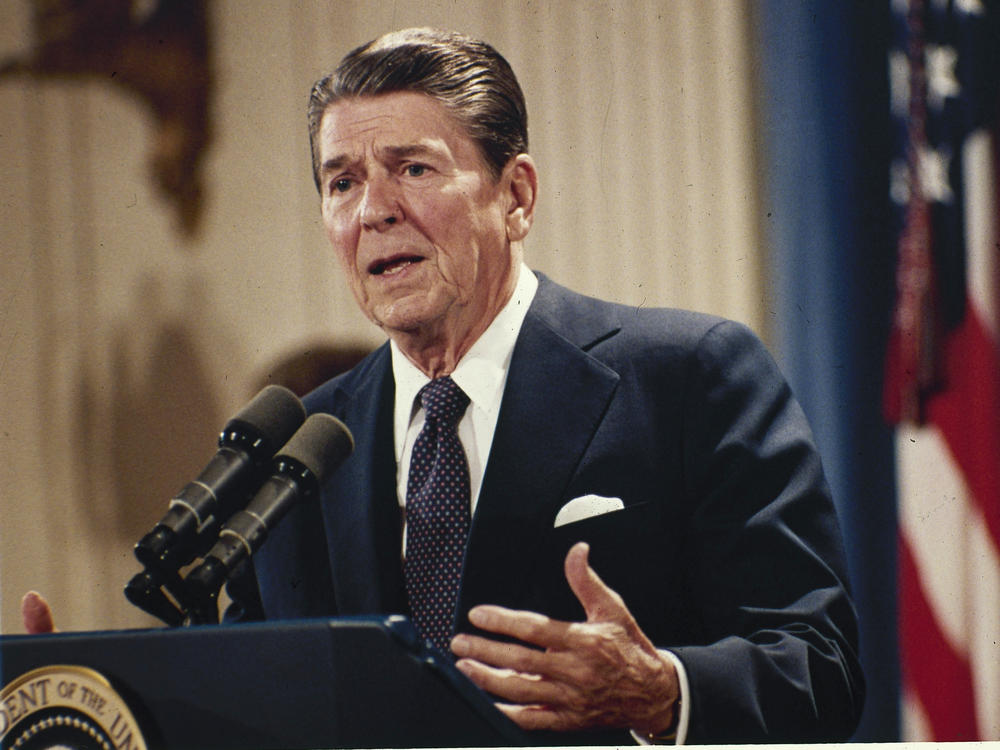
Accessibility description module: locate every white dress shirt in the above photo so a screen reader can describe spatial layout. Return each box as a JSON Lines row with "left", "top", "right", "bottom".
{"left": 391, "top": 262, "right": 538, "bottom": 514}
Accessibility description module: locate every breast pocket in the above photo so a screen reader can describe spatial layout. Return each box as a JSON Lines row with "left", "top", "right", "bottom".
{"left": 526, "top": 501, "right": 662, "bottom": 622}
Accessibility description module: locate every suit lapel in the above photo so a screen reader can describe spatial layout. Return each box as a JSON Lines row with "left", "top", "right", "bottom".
{"left": 319, "top": 277, "right": 623, "bottom": 624}
{"left": 321, "top": 346, "right": 409, "bottom": 615}
{"left": 456, "top": 278, "right": 622, "bottom": 623}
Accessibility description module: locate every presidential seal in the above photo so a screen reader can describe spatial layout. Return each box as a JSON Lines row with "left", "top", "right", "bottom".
{"left": 0, "top": 665, "right": 148, "bottom": 750}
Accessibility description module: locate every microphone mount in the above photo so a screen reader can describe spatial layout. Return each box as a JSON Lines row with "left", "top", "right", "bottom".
{"left": 124, "top": 409, "right": 353, "bottom": 627}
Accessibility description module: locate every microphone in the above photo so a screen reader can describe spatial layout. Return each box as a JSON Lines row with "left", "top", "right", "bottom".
{"left": 184, "top": 413, "right": 354, "bottom": 610}
{"left": 132, "top": 385, "right": 306, "bottom": 576}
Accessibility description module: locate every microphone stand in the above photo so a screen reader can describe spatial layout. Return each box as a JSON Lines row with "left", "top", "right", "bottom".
{"left": 124, "top": 412, "right": 353, "bottom": 627}
{"left": 120, "top": 385, "right": 308, "bottom": 626}
{"left": 124, "top": 558, "right": 222, "bottom": 626}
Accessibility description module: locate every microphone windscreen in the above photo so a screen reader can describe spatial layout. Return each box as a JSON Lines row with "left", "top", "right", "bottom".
{"left": 280, "top": 413, "right": 354, "bottom": 484}
{"left": 225, "top": 385, "right": 306, "bottom": 448}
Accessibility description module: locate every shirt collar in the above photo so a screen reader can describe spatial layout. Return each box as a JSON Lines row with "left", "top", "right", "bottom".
{"left": 391, "top": 263, "right": 538, "bottom": 443}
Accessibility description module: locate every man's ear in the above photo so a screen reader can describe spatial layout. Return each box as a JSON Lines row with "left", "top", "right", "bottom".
{"left": 504, "top": 154, "right": 538, "bottom": 242}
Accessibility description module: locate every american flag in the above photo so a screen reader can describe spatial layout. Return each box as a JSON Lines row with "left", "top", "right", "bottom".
{"left": 885, "top": 0, "right": 1000, "bottom": 739}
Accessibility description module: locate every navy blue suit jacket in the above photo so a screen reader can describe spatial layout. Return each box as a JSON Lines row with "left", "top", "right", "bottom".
{"left": 245, "top": 274, "right": 864, "bottom": 743}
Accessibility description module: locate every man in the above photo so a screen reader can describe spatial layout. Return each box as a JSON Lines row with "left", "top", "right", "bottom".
{"left": 26, "top": 27, "right": 865, "bottom": 744}
{"left": 244, "top": 27, "right": 864, "bottom": 743}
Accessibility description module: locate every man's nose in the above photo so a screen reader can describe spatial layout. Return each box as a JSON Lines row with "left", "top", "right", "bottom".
{"left": 360, "top": 175, "right": 402, "bottom": 230}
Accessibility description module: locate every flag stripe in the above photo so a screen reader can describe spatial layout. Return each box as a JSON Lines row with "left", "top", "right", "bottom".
{"left": 899, "top": 534, "right": 980, "bottom": 740}
{"left": 898, "top": 417, "right": 1000, "bottom": 736}
{"left": 966, "top": 507, "right": 1000, "bottom": 736}
{"left": 924, "top": 302, "right": 1000, "bottom": 551}
{"left": 897, "top": 423, "right": 975, "bottom": 652}
{"left": 963, "top": 131, "right": 997, "bottom": 340}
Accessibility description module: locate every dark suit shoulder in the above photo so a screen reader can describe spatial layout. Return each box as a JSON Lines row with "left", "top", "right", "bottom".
{"left": 532, "top": 272, "right": 767, "bottom": 371}
{"left": 302, "top": 342, "right": 391, "bottom": 418}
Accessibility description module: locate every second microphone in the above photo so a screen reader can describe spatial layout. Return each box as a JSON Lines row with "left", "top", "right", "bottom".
{"left": 184, "top": 413, "right": 354, "bottom": 608}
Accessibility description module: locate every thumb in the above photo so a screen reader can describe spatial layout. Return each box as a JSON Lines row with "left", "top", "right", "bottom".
{"left": 564, "top": 541, "right": 629, "bottom": 623}
{"left": 22, "top": 591, "right": 56, "bottom": 634}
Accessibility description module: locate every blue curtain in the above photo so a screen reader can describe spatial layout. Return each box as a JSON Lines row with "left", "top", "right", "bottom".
{"left": 753, "top": 2, "right": 899, "bottom": 741}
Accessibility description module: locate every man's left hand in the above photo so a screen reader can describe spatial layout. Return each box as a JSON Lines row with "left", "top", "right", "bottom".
{"left": 451, "top": 541, "right": 679, "bottom": 735}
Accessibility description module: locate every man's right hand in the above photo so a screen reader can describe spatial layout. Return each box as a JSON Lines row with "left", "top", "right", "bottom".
{"left": 22, "top": 591, "right": 56, "bottom": 633}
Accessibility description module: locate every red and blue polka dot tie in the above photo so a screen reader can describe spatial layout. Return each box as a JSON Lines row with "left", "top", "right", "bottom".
{"left": 403, "top": 376, "right": 472, "bottom": 652}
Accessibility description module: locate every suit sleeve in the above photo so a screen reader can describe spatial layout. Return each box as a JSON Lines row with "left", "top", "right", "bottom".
{"left": 669, "top": 320, "right": 864, "bottom": 742}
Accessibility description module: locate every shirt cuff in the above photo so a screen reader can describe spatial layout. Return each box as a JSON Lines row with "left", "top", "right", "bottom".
{"left": 630, "top": 649, "right": 690, "bottom": 745}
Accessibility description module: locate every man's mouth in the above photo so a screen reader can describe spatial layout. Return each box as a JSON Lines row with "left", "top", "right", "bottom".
{"left": 369, "top": 255, "right": 424, "bottom": 276}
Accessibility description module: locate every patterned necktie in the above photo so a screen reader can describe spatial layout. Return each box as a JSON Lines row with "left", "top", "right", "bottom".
{"left": 403, "top": 376, "right": 472, "bottom": 652}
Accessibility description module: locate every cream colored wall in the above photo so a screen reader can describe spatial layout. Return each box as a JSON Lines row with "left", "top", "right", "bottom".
{"left": 0, "top": 0, "right": 764, "bottom": 633}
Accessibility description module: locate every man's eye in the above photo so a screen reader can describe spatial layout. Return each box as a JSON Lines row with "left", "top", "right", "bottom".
{"left": 331, "top": 178, "right": 352, "bottom": 194}
{"left": 406, "top": 164, "right": 427, "bottom": 177}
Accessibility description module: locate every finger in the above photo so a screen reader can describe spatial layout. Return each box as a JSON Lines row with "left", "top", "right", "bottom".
{"left": 451, "top": 632, "right": 581, "bottom": 683}
{"left": 496, "top": 702, "right": 583, "bottom": 732}
{"left": 467, "top": 604, "right": 574, "bottom": 650}
{"left": 21, "top": 591, "right": 56, "bottom": 634}
{"left": 454, "top": 658, "right": 569, "bottom": 706}
{"left": 563, "top": 542, "right": 629, "bottom": 623}
{"left": 451, "top": 632, "right": 546, "bottom": 672}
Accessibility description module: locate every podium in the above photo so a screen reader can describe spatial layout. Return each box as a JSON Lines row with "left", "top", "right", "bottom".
{"left": 0, "top": 616, "right": 528, "bottom": 749}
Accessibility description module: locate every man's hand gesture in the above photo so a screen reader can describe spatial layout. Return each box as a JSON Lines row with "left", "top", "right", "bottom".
{"left": 451, "top": 542, "right": 679, "bottom": 736}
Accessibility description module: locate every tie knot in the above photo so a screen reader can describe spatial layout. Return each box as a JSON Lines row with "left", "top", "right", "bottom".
{"left": 419, "top": 376, "right": 469, "bottom": 427}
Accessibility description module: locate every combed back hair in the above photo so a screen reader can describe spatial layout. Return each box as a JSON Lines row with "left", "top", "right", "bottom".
{"left": 308, "top": 28, "right": 528, "bottom": 192}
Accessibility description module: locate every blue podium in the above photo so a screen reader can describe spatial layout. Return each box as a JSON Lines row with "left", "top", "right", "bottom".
{"left": 0, "top": 616, "right": 527, "bottom": 749}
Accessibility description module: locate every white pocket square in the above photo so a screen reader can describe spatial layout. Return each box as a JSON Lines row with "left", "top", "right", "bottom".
{"left": 553, "top": 494, "right": 625, "bottom": 527}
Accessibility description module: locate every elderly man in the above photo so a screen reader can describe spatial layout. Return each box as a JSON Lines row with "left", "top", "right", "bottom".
{"left": 26, "top": 26, "right": 865, "bottom": 744}
{"left": 243, "top": 27, "right": 865, "bottom": 743}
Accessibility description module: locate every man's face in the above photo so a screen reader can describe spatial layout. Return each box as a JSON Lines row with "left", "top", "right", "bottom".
{"left": 317, "top": 91, "right": 520, "bottom": 352}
